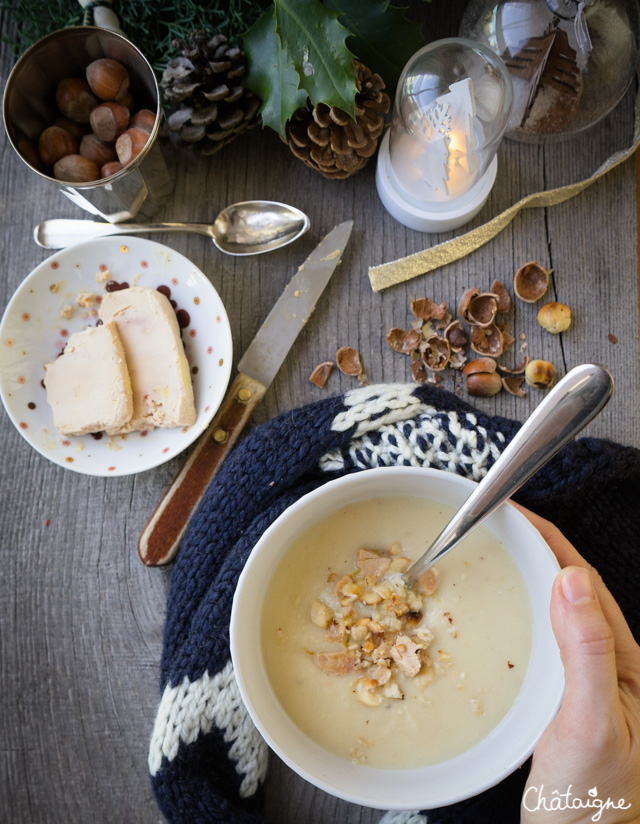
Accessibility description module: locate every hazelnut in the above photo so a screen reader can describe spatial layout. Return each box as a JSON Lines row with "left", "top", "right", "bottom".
{"left": 118, "top": 91, "right": 135, "bottom": 111}
{"left": 89, "top": 101, "right": 130, "bottom": 142}
{"left": 53, "top": 117, "right": 90, "bottom": 142}
{"left": 466, "top": 371, "right": 502, "bottom": 397}
{"left": 524, "top": 359, "right": 556, "bottom": 389}
{"left": 79, "top": 133, "right": 118, "bottom": 167}
{"left": 130, "top": 108, "right": 156, "bottom": 133}
{"left": 462, "top": 357, "right": 497, "bottom": 375}
{"left": 100, "top": 160, "right": 124, "bottom": 179}
{"left": 115, "top": 127, "right": 150, "bottom": 165}
{"left": 537, "top": 302, "right": 571, "bottom": 334}
{"left": 38, "top": 125, "right": 78, "bottom": 166}
{"left": 86, "top": 58, "right": 130, "bottom": 101}
{"left": 53, "top": 154, "right": 99, "bottom": 183}
{"left": 55, "top": 77, "right": 98, "bottom": 123}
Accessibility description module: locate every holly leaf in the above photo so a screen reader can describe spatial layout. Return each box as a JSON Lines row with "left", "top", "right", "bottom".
{"left": 242, "top": 7, "right": 309, "bottom": 137}
{"left": 243, "top": 0, "right": 358, "bottom": 136}
{"left": 273, "top": 0, "right": 357, "bottom": 114}
{"left": 323, "top": 0, "right": 427, "bottom": 97}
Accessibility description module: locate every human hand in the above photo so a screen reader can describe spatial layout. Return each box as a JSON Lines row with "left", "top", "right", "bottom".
{"left": 515, "top": 505, "right": 640, "bottom": 824}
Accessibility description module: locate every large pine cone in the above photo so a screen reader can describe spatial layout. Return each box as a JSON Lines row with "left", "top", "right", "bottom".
{"left": 286, "top": 61, "right": 390, "bottom": 179}
{"left": 161, "top": 31, "right": 260, "bottom": 156}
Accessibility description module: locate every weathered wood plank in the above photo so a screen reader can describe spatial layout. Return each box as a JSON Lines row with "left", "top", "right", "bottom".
{"left": 1, "top": 3, "right": 638, "bottom": 824}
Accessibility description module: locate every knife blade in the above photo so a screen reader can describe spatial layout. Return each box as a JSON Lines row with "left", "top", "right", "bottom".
{"left": 138, "top": 220, "right": 354, "bottom": 566}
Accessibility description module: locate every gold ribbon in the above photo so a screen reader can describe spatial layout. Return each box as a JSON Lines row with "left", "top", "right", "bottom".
{"left": 368, "top": 83, "right": 640, "bottom": 293}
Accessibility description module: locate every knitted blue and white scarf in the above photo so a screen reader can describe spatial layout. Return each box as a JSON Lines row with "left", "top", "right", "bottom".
{"left": 148, "top": 383, "right": 640, "bottom": 824}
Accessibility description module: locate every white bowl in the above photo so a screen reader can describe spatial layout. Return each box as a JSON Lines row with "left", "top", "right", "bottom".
{"left": 230, "top": 466, "right": 564, "bottom": 810}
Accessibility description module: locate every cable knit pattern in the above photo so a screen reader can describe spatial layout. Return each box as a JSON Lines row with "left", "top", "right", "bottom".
{"left": 150, "top": 384, "right": 640, "bottom": 824}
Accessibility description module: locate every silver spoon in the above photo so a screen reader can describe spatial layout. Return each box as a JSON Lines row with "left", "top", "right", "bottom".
{"left": 33, "top": 200, "right": 310, "bottom": 255}
{"left": 405, "top": 363, "right": 614, "bottom": 587}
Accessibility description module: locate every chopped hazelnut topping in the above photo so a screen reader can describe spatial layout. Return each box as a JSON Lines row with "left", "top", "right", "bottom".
{"left": 310, "top": 542, "right": 446, "bottom": 708}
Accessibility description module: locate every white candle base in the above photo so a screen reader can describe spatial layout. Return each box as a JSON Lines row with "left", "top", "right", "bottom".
{"left": 375, "top": 130, "right": 497, "bottom": 234}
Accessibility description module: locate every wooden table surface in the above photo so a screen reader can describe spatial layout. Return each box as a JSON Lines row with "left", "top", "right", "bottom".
{"left": 2, "top": 4, "right": 639, "bottom": 823}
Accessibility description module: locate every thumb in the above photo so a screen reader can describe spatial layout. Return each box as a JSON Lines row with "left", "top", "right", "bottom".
{"left": 550, "top": 566, "right": 618, "bottom": 719}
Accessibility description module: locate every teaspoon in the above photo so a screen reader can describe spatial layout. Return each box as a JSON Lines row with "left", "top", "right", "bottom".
{"left": 33, "top": 200, "right": 310, "bottom": 255}
{"left": 405, "top": 363, "right": 614, "bottom": 587}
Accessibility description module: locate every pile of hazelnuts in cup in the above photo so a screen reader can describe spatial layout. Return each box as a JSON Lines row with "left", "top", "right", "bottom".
{"left": 38, "top": 57, "right": 155, "bottom": 183}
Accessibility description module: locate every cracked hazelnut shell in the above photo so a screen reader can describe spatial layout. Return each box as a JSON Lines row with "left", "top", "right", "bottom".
{"left": 458, "top": 288, "right": 480, "bottom": 323}
{"left": 336, "top": 347, "right": 363, "bottom": 376}
{"left": 470, "top": 324, "right": 503, "bottom": 357}
{"left": 421, "top": 335, "right": 450, "bottom": 371}
{"left": 537, "top": 302, "right": 571, "bottom": 334}
{"left": 514, "top": 262, "right": 550, "bottom": 303}
{"left": 490, "top": 280, "right": 511, "bottom": 312}
{"left": 525, "top": 359, "right": 555, "bottom": 389}
{"left": 410, "top": 297, "right": 447, "bottom": 321}
{"left": 386, "top": 327, "right": 421, "bottom": 354}
{"left": 309, "top": 362, "right": 333, "bottom": 387}
{"left": 502, "top": 376, "right": 526, "bottom": 396}
{"left": 466, "top": 293, "right": 499, "bottom": 327}
{"left": 443, "top": 320, "right": 467, "bottom": 352}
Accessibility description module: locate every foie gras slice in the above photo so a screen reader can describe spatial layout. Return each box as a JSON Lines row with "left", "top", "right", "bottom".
{"left": 44, "top": 321, "right": 133, "bottom": 436}
{"left": 98, "top": 286, "right": 196, "bottom": 432}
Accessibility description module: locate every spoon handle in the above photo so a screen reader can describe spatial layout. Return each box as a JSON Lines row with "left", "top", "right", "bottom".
{"left": 34, "top": 219, "right": 214, "bottom": 248}
{"left": 406, "top": 363, "right": 613, "bottom": 585}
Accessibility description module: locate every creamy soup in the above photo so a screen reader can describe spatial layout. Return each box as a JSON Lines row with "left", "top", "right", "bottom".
{"left": 261, "top": 496, "right": 533, "bottom": 769}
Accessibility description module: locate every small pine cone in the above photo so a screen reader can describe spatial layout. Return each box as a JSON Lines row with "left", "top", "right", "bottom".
{"left": 286, "top": 61, "right": 390, "bottom": 179}
{"left": 161, "top": 31, "right": 260, "bottom": 155}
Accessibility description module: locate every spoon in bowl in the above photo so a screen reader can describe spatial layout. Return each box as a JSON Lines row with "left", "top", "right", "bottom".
{"left": 33, "top": 200, "right": 310, "bottom": 255}
{"left": 405, "top": 363, "right": 614, "bottom": 588}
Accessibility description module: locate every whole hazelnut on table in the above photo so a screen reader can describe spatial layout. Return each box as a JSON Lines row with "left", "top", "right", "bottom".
{"left": 537, "top": 302, "right": 572, "bottom": 334}
{"left": 86, "top": 58, "right": 130, "bottom": 101}
{"left": 525, "top": 359, "right": 556, "bottom": 389}
{"left": 55, "top": 77, "right": 98, "bottom": 123}
{"left": 463, "top": 358, "right": 502, "bottom": 397}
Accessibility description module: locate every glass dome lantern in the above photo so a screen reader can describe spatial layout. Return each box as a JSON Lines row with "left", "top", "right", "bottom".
{"left": 376, "top": 38, "right": 513, "bottom": 233}
{"left": 459, "top": 0, "right": 640, "bottom": 142}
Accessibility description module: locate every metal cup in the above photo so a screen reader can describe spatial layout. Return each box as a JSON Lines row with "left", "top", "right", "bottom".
{"left": 3, "top": 26, "right": 174, "bottom": 222}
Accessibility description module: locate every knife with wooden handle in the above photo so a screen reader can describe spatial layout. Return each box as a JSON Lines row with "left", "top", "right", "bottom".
{"left": 138, "top": 220, "right": 354, "bottom": 566}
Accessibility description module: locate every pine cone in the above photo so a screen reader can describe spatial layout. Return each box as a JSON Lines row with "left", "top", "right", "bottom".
{"left": 286, "top": 61, "right": 390, "bottom": 179}
{"left": 161, "top": 31, "right": 260, "bottom": 156}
